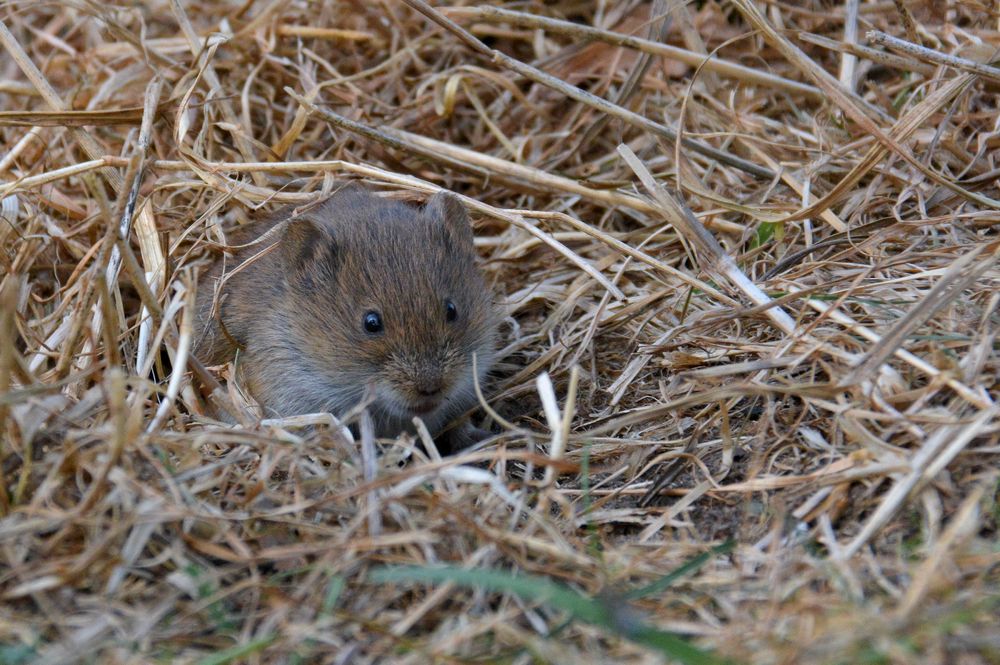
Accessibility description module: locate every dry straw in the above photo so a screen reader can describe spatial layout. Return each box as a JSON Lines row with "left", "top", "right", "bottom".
{"left": 1, "top": 1, "right": 999, "bottom": 663}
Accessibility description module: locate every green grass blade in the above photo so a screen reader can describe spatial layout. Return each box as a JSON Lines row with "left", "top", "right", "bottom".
{"left": 194, "top": 635, "right": 277, "bottom": 665}
{"left": 372, "top": 565, "right": 734, "bottom": 665}
{"left": 626, "top": 540, "right": 736, "bottom": 600}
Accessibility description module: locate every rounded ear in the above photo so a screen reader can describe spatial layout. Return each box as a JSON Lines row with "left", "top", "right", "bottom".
{"left": 424, "top": 191, "right": 474, "bottom": 250}
{"left": 281, "top": 216, "right": 338, "bottom": 277}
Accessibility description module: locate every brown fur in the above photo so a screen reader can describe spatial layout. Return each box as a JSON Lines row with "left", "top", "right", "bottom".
{"left": 194, "top": 184, "right": 498, "bottom": 447}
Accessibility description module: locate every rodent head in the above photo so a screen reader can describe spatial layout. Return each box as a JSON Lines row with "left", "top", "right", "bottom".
{"left": 275, "top": 185, "right": 497, "bottom": 432}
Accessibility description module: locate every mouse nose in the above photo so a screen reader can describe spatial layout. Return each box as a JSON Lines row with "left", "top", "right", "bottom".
{"left": 416, "top": 379, "right": 443, "bottom": 397}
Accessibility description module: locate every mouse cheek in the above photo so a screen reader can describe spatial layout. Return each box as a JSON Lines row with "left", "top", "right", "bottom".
{"left": 368, "top": 357, "right": 407, "bottom": 410}
{"left": 372, "top": 380, "right": 405, "bottom": 417}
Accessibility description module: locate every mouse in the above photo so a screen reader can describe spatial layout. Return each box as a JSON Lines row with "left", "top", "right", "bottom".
{"left": 193, "top": 183, "right": 499, "bottom": 450}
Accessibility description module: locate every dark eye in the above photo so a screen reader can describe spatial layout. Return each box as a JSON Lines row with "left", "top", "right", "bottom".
{"left": 445, "top": 299, "right": 458, "bottom": 323}
{"left": 363, "top": 310, "right": 383, "bottom": 334}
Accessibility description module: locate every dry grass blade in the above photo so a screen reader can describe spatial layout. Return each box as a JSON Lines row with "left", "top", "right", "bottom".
{"left": 868, "top": 29, "right": 1000, "bottom": 83}
{"left": 892, "top": 0, "right": 921, "bottom": 45}
{"left": 775, "top": 73, "right": 979, "bottom": 224}
{"left": 0, "top": 106, "right": 157, "bottom": 126}
{"left": 445, "top": 5, "right": 824, "bottom": 100}
{"left": 0, "top": 18, "right": 123, "bottom": 192}
{"left": 895, "top": 476, "right": 993, "bottom": 620}
{"left": 402, "top": 0, "right": 774, "bottom": 180}
{"left": 838, "top": 0, "right": 861, "bottom": 90}
{"left": 839, "top": 244, "right": 999, "bottom": 387}
{"left": 618, "top": 144, "right": 798, "bottom": 336}
{"left": 799, "top": 31, "right": 937, "bottom": 77}
{"left": 842, "top": 404, "right": 999, "bottom": 558}
{"left": 571, "top": 0, "right": 671, "bottom": 159}
{"left": 733, "top": 0, "right": 1000, "bottom": 215}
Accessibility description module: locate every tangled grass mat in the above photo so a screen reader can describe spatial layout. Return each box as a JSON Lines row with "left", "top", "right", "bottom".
{"left": 1, "top": 1, "right": 998, "bottom": 663}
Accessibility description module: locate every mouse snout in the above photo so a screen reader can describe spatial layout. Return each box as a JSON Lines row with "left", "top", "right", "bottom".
{"left": 404, "top": 365, "right": 450, "bottom": 415}
{"left": 414, "top": 373, "right": 444, "bottom": 397}
{"left": 386, "top": 354, "right": 454, "bottom": 415}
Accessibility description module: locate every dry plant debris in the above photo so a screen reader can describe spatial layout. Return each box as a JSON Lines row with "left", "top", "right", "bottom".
{"left": 1, "top": 1, "right": 999, "bottom": 663}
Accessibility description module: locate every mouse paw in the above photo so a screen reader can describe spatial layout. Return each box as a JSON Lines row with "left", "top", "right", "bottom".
{"left": 439, "top": 421, "right": 495, "bottom": 453}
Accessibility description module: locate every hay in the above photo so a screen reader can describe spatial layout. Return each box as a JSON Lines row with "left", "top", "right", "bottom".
{"left": 1, "top": 1, "right": 998, "bottom": 663}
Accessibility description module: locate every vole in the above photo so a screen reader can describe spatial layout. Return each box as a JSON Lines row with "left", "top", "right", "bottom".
{"left": 193, "top": 183, "right": 498, "bottom": 449}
